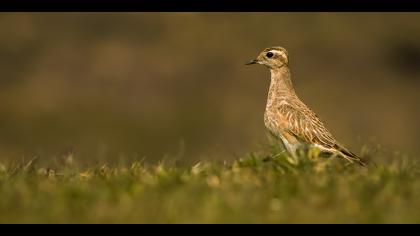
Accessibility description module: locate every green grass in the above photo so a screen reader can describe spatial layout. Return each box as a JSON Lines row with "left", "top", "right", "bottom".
{"left": 0, "top": 146, "right": 419, "bottom": 223}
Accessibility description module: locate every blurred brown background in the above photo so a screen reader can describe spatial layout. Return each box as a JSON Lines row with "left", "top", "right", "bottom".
{"left": 0, "top": 13, "right": 419, "bottom": 163}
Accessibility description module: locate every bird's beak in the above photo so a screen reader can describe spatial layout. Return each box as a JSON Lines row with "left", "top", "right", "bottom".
{"left": 245, "top": 59, "right": 258, "bottom": 65}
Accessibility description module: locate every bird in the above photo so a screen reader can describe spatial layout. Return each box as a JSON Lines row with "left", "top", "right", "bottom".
{"left": 246, "top": 46, "right": 366, "bottom": 166}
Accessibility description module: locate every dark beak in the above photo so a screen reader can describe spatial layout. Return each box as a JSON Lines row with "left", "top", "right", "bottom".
{"left": 245, "top": 59, "right": 258, "bottom": 65}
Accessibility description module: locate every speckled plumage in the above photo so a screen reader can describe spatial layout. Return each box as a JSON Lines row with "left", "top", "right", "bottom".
{"left": 247, "top": 47, "right": 365, "bottom": 166}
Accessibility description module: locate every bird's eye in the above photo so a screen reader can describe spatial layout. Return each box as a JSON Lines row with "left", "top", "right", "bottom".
{"left": 266, "top": 52, "right": 274, "bottom": 58}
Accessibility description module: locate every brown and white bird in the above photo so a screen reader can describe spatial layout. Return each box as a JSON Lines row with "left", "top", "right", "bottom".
{"left": 246, "top": 47, "right": 366, "bottom": 166}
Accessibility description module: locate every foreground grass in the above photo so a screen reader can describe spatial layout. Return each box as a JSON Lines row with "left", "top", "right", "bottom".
{"left": 0, "top": 148, "right": 419, "bottom": 223}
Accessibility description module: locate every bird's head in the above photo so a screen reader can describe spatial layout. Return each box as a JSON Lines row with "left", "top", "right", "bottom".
{"left": 246, "top": 46, "right": 289, "bottom": 69}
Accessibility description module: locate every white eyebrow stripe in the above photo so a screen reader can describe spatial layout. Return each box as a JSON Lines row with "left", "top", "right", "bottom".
{"left": 270, "top": 50, "right": 287, "bottom": 59}
{"left": 268, "top": 50, "right": 288, "bottom": 64}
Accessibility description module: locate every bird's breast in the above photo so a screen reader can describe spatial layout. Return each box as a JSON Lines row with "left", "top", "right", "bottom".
{"left": 264, "top": 100, "right": 291, "bottom": 137}
{"left": 264, "top": 108, "right": 281, "bottom": 137}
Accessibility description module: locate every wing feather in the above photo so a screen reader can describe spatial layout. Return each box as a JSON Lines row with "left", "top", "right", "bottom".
{"left": 280, "top": 101, "right": 335, "bottom": 147}
{"left": 278, "top": 101, "right": 365, "bottom": 166}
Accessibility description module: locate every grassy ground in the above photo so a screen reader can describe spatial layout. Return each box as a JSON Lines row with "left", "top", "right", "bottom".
{"left": 0, "top": 146, "right": 419, "bottom": 224}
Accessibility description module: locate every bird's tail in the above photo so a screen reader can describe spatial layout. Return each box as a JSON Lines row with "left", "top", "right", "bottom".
{"left": 334, "top": 144, "right": 367, "bottom": 167}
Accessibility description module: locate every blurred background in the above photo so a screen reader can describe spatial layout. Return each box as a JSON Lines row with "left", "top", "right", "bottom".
{"left": 0, "top": 13, "right": 419, "bottom": 164}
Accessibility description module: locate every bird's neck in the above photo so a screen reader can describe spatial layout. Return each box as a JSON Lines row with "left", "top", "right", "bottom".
{"left": 268, "top": 67, "right": 296, "bottom": 100}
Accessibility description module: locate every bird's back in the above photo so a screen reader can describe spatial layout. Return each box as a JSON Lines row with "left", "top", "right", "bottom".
{"left": 266, "top": 95, "right": 366, "bottom": 166}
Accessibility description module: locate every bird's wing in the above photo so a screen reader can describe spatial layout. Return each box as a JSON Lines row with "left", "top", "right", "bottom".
{"left": 278, "top": 101, "right": 365, "bottom": 165}
{"left": 278, "top": 101, "right": 337, "bottom": 148}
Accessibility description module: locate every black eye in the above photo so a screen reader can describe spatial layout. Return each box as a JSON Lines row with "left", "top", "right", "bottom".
{"left": 266, "top": 52, "right": 274, "bottom": 58}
